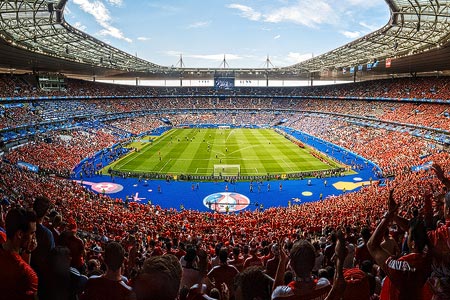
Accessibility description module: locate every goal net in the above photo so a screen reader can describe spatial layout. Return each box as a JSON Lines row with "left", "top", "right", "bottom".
{"left": 214, "top": 164, "right": 240, "bottom": 177}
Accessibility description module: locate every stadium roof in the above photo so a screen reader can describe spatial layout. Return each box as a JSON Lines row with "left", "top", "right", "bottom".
{"left": 0, "top": 0, "right": 168, "bottom": 76}
{"left": 290, "top": 0, "right": 450, "bottom": 73}
{"left": 1, "top": 0, "right": 450, "bottom": 79}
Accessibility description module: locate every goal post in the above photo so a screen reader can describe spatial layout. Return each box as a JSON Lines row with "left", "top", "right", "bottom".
{"left": 214, "top": 164, "right": 240, "bottom": 177}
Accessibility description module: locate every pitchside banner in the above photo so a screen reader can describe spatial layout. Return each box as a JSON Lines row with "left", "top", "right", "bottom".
{"left": 411, "top": 161, "right": 433, "bottom": 172}
{"left": 17, "top": 161, "right": 39, "bottom": 173}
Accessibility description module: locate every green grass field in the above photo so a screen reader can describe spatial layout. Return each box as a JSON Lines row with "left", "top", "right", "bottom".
{"left": 109, "top": 128, "right": 341, "bottom": 177}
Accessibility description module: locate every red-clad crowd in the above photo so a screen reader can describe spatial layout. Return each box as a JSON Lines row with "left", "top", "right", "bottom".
{"left": 2, "top": 75, "right": 450, "bottom": 135}
{"left": 0, "top": 129, "right": 449, "bottom": 299}
{"left": 4, "top": 130, "right": 117, "bottom": 176}
{"left": 0, "top": 76, "right": 450, "bottom": 299}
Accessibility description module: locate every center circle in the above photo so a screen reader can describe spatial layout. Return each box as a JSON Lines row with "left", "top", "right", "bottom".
{"left": 91, "top": 182, "right": 124, "bottom": 194}
{"left": 203, "top": 192, "right": 250, "bottom": 212}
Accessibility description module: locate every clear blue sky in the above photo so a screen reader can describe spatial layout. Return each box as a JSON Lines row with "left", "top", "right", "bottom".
{"left": 65, "top": 0, "right": 390, "bottom": 68}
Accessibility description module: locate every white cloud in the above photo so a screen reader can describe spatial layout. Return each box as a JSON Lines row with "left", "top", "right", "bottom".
{"left": 165, "top": 50, "right": 182, "bottom": 57}
{"left": 106, "top": 0, "right": 123, "bottom": 6}
{"left": 148, "top": 3, "right": 180, "bottom": 14}
{"left": 165, "top": 51, "right": 244, "bottom": 61}
{"left": 345, "top": 0, "right": 385, "bottom": 8}
{"left": 227, "top": 4, "right": 262, "bottom": 21}
{"left": 263, "top": 0, "right": 337, "bottom": 27}
{"left": 228, "top": 1, "right": 337, "bottom": 28}
{"left": 188, "top": 54, "right": 244, "bottom": 61}
{"left": 359, "top": 21, "right": 380, "bottom": 32}
{"left": 187, "top": 21, "right": 211, "bottom": 29}
{"left": 137, "top": 37, "right": 151, "bottom": 41}
{"left": 73, "top": 0, "right": 132, "bottom": 42}
{"left": 287, "top": 52, "right": 313, "bottom": 63}
{"left": 340, "top": 30, "right": 361, "bottom": 39}
{"left": 274, "top": 34, "right": 281, "bottom": 39}
{"left": 271, "top": 52, "right": 313, "bottom": 66}
{"left": 73, "top": 21, "right": 87, "bottom": 31}
{"left": 64, "top": 6, "right": 72, "bottom": 15}
{"left": 227, "top": 0, "right": 387, "bottom": 29}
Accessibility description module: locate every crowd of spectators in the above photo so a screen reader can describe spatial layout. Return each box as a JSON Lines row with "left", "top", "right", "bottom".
{"left": 0, "top": 142, "right": 449, "bottom": 299}
{"left": 2, "top": 73, "right": 450, "bottom": 99}
{"left": 1, "top": 75, "right": 450, "bottom": 136}
{"left": 1, "top": 75, "right": 450, "bottom": 299}
{"left": 4, "top": 129, "right": 117, "bottom": 176}
{"left": 285, "top": 115, "right": 437, "bottom": 176}
{"left": 3, "top": 110, "right": 439, "bottom": 179}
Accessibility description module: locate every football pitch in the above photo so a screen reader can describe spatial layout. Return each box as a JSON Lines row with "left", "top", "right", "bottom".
{"left": 110, "top": 128, "right": 341, "bottom": 177}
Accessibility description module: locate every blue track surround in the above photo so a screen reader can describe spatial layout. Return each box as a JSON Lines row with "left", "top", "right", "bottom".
{"left": 74, "top": 126, "right": 381, "bottom": 213}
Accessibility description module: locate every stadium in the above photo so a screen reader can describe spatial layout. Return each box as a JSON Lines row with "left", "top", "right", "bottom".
{"left": 0, "top": 1, "right": 449, "bottom": 299}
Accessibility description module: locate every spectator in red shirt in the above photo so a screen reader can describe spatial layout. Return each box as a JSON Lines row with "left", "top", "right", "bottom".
{"left": 0, "top": 207, "right": 38, "bottom": 300}
{"left": 207, "top": 247, "right": 239, "bottom": 299}
{"left": 243, "top": 243, "right": 263, "bottom": 269}
{"left": 426, "top": 165, "right": 450, "bottom": 300}
{"left": 271, "top": 239, "right": 332, "bottom": 300}
{"left": 265, "top": 243, "right": 280, "bottom": 278}
{"left": 228, "top": 246, "right": 245, "bottom": 272}
{"left": 59, "top": 220, "right": 85, "bottom": 272}
{"left": 368, "top": 189, "right": 432, "bottom": 300}
{"left": 81, "top": 241, "right": 135, "bottom": 300}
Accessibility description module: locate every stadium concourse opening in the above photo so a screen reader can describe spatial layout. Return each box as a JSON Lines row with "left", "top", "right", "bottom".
{"left": 73, "top": 126, "right": 379, "bottom": 213}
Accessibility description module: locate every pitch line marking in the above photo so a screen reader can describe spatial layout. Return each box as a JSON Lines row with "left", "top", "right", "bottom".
{"left": 228, "top": 145, "right": 258, "bottom": 156}
{"left": 159, "top": 159, "right": 172, "bottom": 172}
